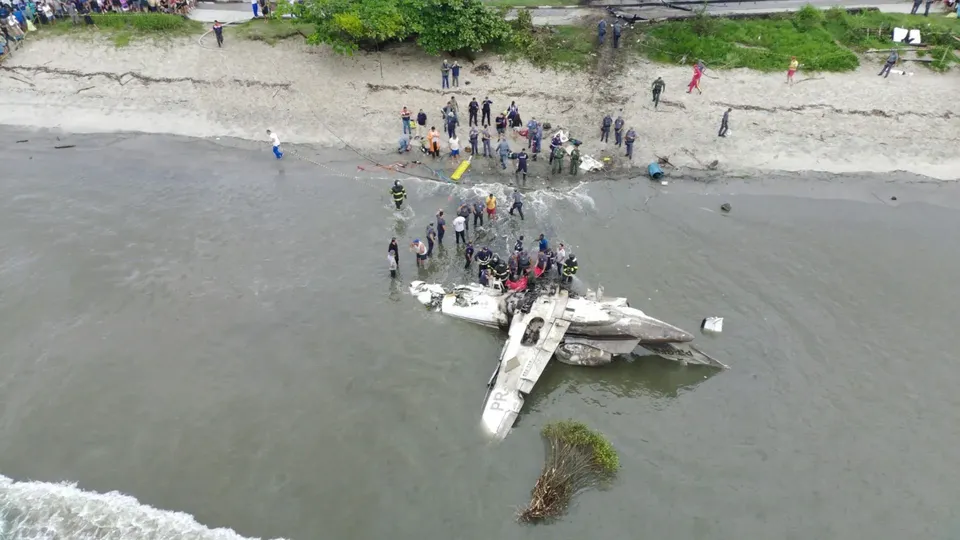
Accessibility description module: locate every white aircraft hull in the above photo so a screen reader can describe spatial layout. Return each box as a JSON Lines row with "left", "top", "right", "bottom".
{"left": 409, "top": 280, "right": 728, "bottom": 439}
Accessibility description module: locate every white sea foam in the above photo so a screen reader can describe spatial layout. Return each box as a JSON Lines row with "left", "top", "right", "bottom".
{"left": 0, "top": 475, "right": 287, "bottom": 540}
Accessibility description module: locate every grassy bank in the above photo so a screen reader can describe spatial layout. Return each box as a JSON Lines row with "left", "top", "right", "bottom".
{"left": 231, "top": 18, "right": 314, "bottom": 45}
{"left": 637, "top": 7, "right": 960, "bottom": 72}
{"left": 497, "top": 10, "right": 597, "bottom": 69}
{"left": 38, "top": 13, "right": 203, "bottom": 47}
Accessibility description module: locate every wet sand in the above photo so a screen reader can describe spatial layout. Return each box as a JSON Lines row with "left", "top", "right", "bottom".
{"left": 1, "top": 35, "right": 958, "bottom": 180}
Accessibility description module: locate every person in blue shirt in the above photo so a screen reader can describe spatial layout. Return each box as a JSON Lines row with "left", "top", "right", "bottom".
{"left": 537, "top": 234, "right": 548, "bottom": 252}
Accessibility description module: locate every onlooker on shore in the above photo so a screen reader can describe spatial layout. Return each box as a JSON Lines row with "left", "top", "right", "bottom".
{"left": 652, "top": 76, "right": 665, "bottom": 108}
{"left": 910, "top": 0, "right": 922, "bottom": 14}
{"left": 400, "top": 106, "right": 411, "bottom": 135}
{"left": 250, "top": 0, "right": 258, "bottom": 18}
{"left": 787, "top": 56, "right": 798, "bottom": 84}
{"left": 416, "top": 109, "right": 426, "bottom": 139}
{"left": 441, "top": 60, "right": 450, "bottom": 89}
{"left": 718, "top": 108, "right": 731, "bottom": 138}
{"left": 878, "top": 50, "right": 898, "bottom": 78}
{"left": 212, "top": 20, "right": 224, "bottom": 47}
{"left": 451, "top": 61, "right": 460, "bottom": 87}
{"left": 687, "top": 62, "right": 703, "bottom": 94}
{"left": 449, "top": 134, "right": 461, "bottom": 163}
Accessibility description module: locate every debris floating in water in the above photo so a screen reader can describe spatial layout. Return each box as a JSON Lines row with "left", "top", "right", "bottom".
{"left": 720, "top": 203, "right": 732, "bottom": 213}
{"left": 701, "top": 317, "right": 723, "bottom": 334}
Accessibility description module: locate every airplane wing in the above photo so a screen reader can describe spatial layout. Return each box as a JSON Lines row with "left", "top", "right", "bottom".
{"left": 638, "top": 342, "right": 729, "bottom": 369}
{"left": 480, "top": 289, "right": 571, "bottom": 440}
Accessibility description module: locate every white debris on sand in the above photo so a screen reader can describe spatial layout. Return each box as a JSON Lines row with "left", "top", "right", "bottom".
{"left": 1, "top": 36, "right": 958, "bottom": 179}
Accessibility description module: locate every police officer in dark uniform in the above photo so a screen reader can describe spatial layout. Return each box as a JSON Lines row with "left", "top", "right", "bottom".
{"left": 561, "top": 253, "right": 578, "bottom": 285}
{"left": 600, "top": 114, "right": 612, "bottom": 143}
{"left": 473, "top": 199, "right": 485, "bottom": 228}
{"left": 515, "top": 149, "right": 529, "bottom": 186}
{"left": 457, "top": 201, "right": 471, "bottom": 232}
{"left": 390, "top": 180, "right": 407, "bottom": 210}
{"left": 464, "top": 241, "right": 474, "bottom": 269}
{"left": 476, "top": 246, "right": 492, "bottom": 280}
{"left": 517, "top": 250, "right": 531, "bottom": 278}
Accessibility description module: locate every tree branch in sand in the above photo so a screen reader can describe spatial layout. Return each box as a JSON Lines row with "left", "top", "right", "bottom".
{"left": 518, "top": 421, "right": 619, "bottom": 523}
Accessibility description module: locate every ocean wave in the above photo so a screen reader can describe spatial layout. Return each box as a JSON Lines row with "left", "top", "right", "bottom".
{"left": 0, "top": 474, "right": 287, "bottom": 540}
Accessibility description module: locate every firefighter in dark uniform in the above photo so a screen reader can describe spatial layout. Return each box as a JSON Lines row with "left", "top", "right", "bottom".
{"left": 492, "top": 255, "right": 510, "bottom": 285}
{"left": 561, "top": 253, "right": 578, "bottom": 285}
{"left": 390, "top": 180, "right": 407, "bottom": 210}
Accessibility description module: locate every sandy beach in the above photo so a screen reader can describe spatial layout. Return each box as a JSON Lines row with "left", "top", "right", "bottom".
{"left": 1, "top": 34, "right": 958, "bottom": 179}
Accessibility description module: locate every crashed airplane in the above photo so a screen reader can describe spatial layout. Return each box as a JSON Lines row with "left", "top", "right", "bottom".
{"left": 410, "top": 280, "right": 728, "bottom": 440}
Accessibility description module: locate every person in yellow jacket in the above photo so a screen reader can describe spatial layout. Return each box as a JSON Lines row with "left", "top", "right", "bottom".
{"left": 787, "top": 56, "right": 799, "bottom": 85}
{"left": 485, "top": 193, "right": 497, "bottom": 221}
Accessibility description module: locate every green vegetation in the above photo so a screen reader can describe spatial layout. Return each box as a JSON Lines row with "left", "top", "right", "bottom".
{"left": 37, "top": 13, "right": 203, "bottom": 44}
{"left": 484, "top": 0, "right": 581, "bottom": 6}
{"left": 279, "top": 0, "right": 511, "bottom": 55}
{"left": 636, "top": 5, "right": 960, "bottom": 72}
{"left": 111, "top": 30, "right": 133, "bottom": 47}
{"left": 498, "top": 10, "right": 596, "bottom": 69}
{"left": 90, "top": 13, "right": 201, "bottom": 33}
{"left": 518, "top": 420, "right": 619, "bottom": 523}
{"left": 232, "top": 18, "right": 315, "bottom": 45}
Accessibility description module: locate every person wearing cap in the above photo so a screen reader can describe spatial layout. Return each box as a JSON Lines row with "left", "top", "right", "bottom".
{"left": 561, "top": 253, "right": 578, "bottom": 284}
{"left": 457, "top": 201, "right": 471, "bottom": 232}
{"left": 412, "top": 239, "right": 428, "bottom": 268}
{"left": 463, "top": 241, "right": 474, "bottom": 269}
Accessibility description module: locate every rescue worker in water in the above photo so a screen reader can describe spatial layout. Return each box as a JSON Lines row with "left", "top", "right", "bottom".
{"left": 390, "top": 180, "right": 407, "bottom": 210}
{"left": 492, "top": 254, "right": 509, "bottom": 285}
{"left": 561, "top": 253, "right": 578, "bottom": 285}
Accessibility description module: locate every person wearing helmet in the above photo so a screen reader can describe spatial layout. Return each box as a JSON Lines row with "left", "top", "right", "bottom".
{"left": 561, "top": 253, "right": 578, "bottom": 285}
{"left": 390, "top": 180, "right": 407, "bottom": 210}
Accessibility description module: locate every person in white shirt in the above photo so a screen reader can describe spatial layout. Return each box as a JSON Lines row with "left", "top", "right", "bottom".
{"left": 452, "top": 214, "right": 466, "bottom": 245}
{"left": 448, "top": 135, "right": 460, "bottom": 163}
{"left": 387, "top": 250, "right": 398, "bottom": 279}
{"left": 266, "top": 129, "right": 283, "bottom": 159}
{"left": 555, "top": 243, "right": 567, "bottom": 278}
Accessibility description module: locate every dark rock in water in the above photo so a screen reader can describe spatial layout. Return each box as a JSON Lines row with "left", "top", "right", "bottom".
{"left": 720, "top": 203, "right": 731, "bottom": 212}
{"left": 890, "top": 196, "right": 897, "bottom": 201}
{"left": 543, "top": 122, "right": 552, "bottom": 131}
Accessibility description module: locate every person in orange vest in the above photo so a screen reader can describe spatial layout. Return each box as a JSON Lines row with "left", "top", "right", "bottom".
{"left": 427, "top": 127, "right": 441, "bottom": 158}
